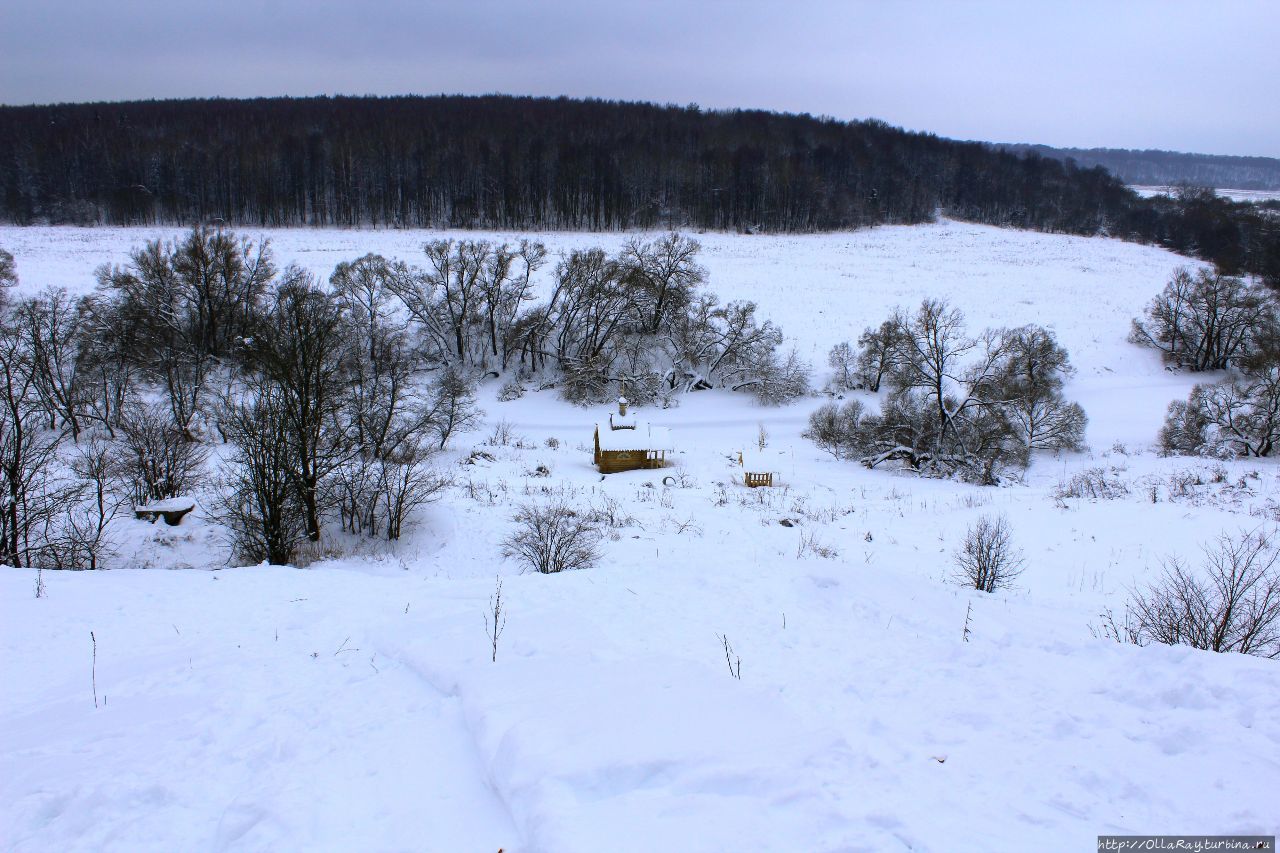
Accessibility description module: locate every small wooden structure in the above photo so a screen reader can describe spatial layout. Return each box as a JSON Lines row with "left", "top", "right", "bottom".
{"left": 594, "top": 397, "right": 674, "bottom": 474}
{"left": 135, "top": 497, "right": 197, "bottom": 526}
{"left": 738, "top": 451, "right": 779, "bottom": 488}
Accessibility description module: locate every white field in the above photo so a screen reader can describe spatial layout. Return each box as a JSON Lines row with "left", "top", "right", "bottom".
{"left": 1129, "top": 185, "right": 1280, "bottom": 203}
{"left": 2, "top": 222, "right": 1278, "bottom": 851}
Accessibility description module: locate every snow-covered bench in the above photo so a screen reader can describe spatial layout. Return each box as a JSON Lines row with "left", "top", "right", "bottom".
{"left": 134, "top": 497, "right": 196, "bottom": 526}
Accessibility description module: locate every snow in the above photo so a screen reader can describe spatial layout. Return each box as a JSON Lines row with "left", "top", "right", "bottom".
{"left": 1, "top": 218, "right": 1206, "bottom": 450}
{"left": 1129, "top": 185, "right": 1280, "bottom": 203}
{"left": 595, "top": 420, "right": 673, "bottom": 452}
{"left": 3, "top": 221, "right": 1279, "bottom": 851}
{"left": 738, "top": 449, "right": 785, "bottom": 475}
{"left": 134, "top": 497, "right": 197, "bottom": 513}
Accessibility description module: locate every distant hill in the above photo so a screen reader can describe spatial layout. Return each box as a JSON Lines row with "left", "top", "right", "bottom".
{"left": 0, "top": 95, "right": 1275, "bottom": 285}
{"left": 996, "top": 144, "right": 1280, "bottom": 192}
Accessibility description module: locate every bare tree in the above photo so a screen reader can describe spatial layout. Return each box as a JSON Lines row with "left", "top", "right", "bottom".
{"left": 74, "top": 294, "right": 137, "bottom": 437}
{"left": 1129, "top": 529, "right": 1280, "bottom": 657}
{"left": 380, "top": 234, "right": 797, "bottom": 410}
{"left": 333, "top": 455, "right": 380, "bottom": 537}
{"left": 48, "top": 438, "right": 123, "bottom": 570}
{"left": 748, "top": 346, "right": 811, "bottom": 405}
{"left": 953, "top": 514, "right": 1024, "bottom": 593}
{"left": 405, "top": 239, "right": 487, "bottom": 364}
{"left": 995, "top": 325, "right": 1087, "bottom": 452}
{"left": 1130, "top": 267, "right": 1276, "bottom": 371}
{"left": 244, "top": 270, "right": 350, "bottom": 541}
{"left": 116, "top": 400, "right": 207, "bottom": 505}
{"left": 501, "top": 501, "right": 602, "bottom": 574}
{"left": 1158, "top": 392, "right": 1214, "bottom": 457}
{"left": 484, "top": 576, "right": 506, "bottom": 663}
{"left": 890, "top": 300, "right": 1015, "bottom": 447}
{"left": 620, "top": 232, "right": 705, "bottom": 334}
{"left": 826, "top": 341, "right": 858, "bottom": 391}
{"left": 331, "top": 254, "right": 436, "bottom": 457}
{"left": 1160, "top": 368, "right": 1280, "bottom": 458}
{"left": 426, "top": 365, "right": 482, "bottom": 450}
{"left": 214, "top": 383, "right": 307, "bottom": 566}
{"left": 819, "top": 301, "right": 1083, "bottom": 482}
{"left": 95, "top": 227, "right": 273, "bottom": 438}
{"left": 0, "top": 310, "right": 77, "bottom": 566}
{"left": 172, "top": 227, "right": 274, "bottom": 358}
{"left": 804, "top": 399, "right": 869, "bottom": 460}
{"left": 547, "top": 248, "right": 632, "bottom": 402}
{"left": 665, "top": 295, "right": 786, "bottom": 394}
{"left": 860, "top": 301, "right": 1019, "bottom": 479}
{"left": 17, "top": 289, "right": 88, "bottom": 439}
{"left": 480, "top": 240, "right": 547, "bottom": 370}
{"left": 376, "top": 440, "right": 450, "bottom": 541}
{"left": 854, "top": 319, "right": 907, "bottom": 392}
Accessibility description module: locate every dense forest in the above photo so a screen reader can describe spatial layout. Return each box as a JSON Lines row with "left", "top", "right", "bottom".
{"left": 0, "top": 95, "right": 1276, "bottom": 284}
{"left": 998, "top": 144, "right": 1280, "bottom": 192}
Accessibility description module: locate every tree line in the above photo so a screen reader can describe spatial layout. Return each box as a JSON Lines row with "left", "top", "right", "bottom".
{"left": 0, "top": 94, "right": 1115, "bottom": 234}
{"left": 5, "top": 96, "right": 1273, "bottom": 285}
{"left": 997, "top": 144, "right": 1280, "bottom": 193}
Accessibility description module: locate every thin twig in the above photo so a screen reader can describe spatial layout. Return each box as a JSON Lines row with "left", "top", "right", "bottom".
{"left": 717, "top": 633, "right": 741, "bottom": 679}
{"left": 484, "top": 577, "right": 506, "bottom": 663}
{"left": 90, "top": 631, "right": 98, "bottom": 709}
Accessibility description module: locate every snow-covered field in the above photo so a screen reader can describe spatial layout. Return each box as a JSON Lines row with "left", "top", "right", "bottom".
{"left": 1130, "top": 185, "right": 1280, "bottom": 203}
{"left": 3, "top": 222, "right": 1278, "bottom": 851}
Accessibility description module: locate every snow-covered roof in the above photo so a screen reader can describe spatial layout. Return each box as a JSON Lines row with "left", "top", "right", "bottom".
{"left": 596, "top": 421, "right": 674, "bottom": 452}
{"left": 610, "top": 412, "right": 638, "bottom": 430}
{"left": 136, "top": 497, "right": 197, "bottom": 513}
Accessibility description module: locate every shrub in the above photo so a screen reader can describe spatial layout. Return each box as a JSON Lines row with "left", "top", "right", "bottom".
{"left": 953, "top": 514, "right": 1024, "bottom": 593}
{"left": 486, "top": 419, "right": 520, "bottom": 447}
{"left": 1053, "top": 467, "right": 1130, "bottom": 501}
{"left": 497, "top": 376, "right": 525, "bottom": 401}
{"left": 501, "top": 501, "right": 602, "bottom": 574}
{"left": 377, "top": 441, "right": 451, "bottom": 541}
{"left": 116, "top": 400, "right": 208, "bottom": 506}
{"left": 1128, "top": 529, "right": 1280, "bottom": 657}
{"left": 751, "top": 347, "right": 811, "bottom": 405}
{"left": 1158, "top": 392, "right": 1214, "bottom": 456}
{"left": 804, "top": 399, "right": 869, "bottom": 459}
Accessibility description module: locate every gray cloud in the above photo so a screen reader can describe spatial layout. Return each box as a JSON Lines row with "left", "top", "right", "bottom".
{"left": 1, "top": 0, "right": 1276, "bottom": 157}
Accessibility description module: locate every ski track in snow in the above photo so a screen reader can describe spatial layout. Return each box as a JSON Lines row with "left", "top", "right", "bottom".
{"left": 3, "top": 221, "right": 1280, "bottom": 851}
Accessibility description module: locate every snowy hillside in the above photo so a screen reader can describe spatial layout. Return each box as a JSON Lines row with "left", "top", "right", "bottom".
{"left": 3, "top": 222, "right": 1278, "bottom": 851}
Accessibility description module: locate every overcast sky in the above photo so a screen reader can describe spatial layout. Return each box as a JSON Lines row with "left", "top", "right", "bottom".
{"left": 2, "top": 0, "right": 1276, "bottom": 157}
